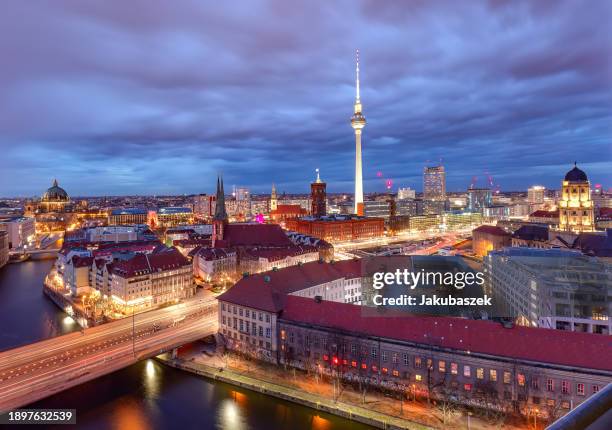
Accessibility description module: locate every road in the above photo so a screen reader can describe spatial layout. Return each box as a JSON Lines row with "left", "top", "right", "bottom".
{"left": 0, "top": 295, "right": 218, "bottom": 411}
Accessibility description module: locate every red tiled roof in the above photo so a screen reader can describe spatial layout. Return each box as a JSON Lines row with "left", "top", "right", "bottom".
{"left": 174, "top": 238, "right": 212, "bottom": 247}
{"left": 218, "top": 259, "right": 361, "bottom": 312}
{"left": 281, "top": 296, "right": 612, "bottom": 372}
{"left": 71, "top": 255, "right": 94, "bottom": 268}
{"left": 223, "top": 223, "right": 293, "bottom": 247}
{"left": 270, "top": 205, "right": 307, "bottom": 215}
{"left": 529, "top": 210, "right": 559, "bottom": 218}
{"left": 472, "top": 225, "right": 510, "bottom": 236}
{"left": 112, "top": 247, "right": 189, "bottom": 278}
{"left": 197, "top": 248, "right": 236, "bottom": 261}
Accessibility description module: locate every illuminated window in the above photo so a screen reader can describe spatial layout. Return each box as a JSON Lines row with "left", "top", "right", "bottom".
{"left": 351, "top": 360, "right": 357, "bottom": 368}
{"left": 476, "top": 368, "right": 484, "bottom": 379}
{"left": 427, "top": 358, "right": 433, "bottom": 369}
{"left": 464, "top": 365, "right": 471, "bottom": 377}
{"left": 361, "top": 363, "right": 367, "bottom": 370}
{"left": 438, "top": 361, "right": 446, "bottom": 373}
{"left": 518, "top": 374, "right": 525, "bottom": 387}
{"left": 382, "top": 367, "right": 388, "bottom": 374}
{"left": 323, "top": 354, "right": 328, "bottom": 361}
{"left": 490, "top": 369, "right": 497, "bottom": 382}
{"left": 415, "top": 374, "right": 422, "bottom": 381}
{"left": 451, "top": 363, "right": 458, "bottom": 375}
{"left": 464, "top": 384, "right": 472, "bottom": 391}
{"left": 372, "top": 365, "right": 378, "bottom": 372}
{"left": 392, "top": 370, "right": 399, "bottom": 377}
{"left": 562, "top": 381, "right": 569, "bottom": 394}
{"left": 414, "top": 357, "right": 422, "bottom": 369}
{"left": 504, "top": 371, "right": 511, "bottom": 384}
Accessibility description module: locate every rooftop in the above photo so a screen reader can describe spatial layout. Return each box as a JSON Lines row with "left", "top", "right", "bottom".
{"left": 218, "top": 259, "right": 361, "bottom": 312}
{"left": 110, "top": 208, "right": 147, "bottom": 216}
{"left": 281, "top": 296, "right": 612, "bottom": 372}
{"left": 472, "top": 225, "right": 510, "bottom": 237}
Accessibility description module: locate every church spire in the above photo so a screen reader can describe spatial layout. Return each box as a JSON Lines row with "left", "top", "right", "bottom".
{"left": 214, "top": 174, "right": 228, "bottom": 221}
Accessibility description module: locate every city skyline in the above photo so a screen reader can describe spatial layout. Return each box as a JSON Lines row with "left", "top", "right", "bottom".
{"left": 1, "top": 1, "right": 610, "bottom": 196}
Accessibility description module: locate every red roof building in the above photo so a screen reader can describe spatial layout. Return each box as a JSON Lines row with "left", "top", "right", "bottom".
{"left": 269, "top": 205, "right": 307, "bottom": 223}
{"left": 471, "top": 225, "right": 511, "bottom": 257}
{"left": 281, "top": 296, "right": 612, "bottom": 372}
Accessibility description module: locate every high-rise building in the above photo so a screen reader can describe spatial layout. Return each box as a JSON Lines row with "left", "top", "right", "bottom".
{"left": 558, "top": 163, "right": 594, "bottom": 232}
{"left": 528, "top": 186, "right": 545, "bottom": 205}
{"left": 350, "top": 49, "right": 366, "bottom": 216}
{"left": 423, "top": 165, "right": 446, "bottom": 200}
{"left": 233, "top": 186, "right": 250, "bottom": 201}
{"left": 467, "top": 188, "right": 492, "bottom": 212}
{"left": 310, "top": 169, "right": 326, "bottom": 218}
{"left": 397, "top": 187, "right": 416, "bottom": 200}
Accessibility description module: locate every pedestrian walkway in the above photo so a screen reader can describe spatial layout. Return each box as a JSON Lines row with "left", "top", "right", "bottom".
{"left": 157, "top": 355, "right": 433, "bottom": 430}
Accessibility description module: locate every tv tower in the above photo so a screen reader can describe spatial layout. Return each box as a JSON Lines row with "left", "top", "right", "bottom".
{"left": 351, "top": 49, "right": 366, "bottom": 215}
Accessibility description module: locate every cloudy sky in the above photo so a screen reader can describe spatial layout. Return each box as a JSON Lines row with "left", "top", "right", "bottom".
{"left": 0, "top": 0, "right": 610, "bottom": 197}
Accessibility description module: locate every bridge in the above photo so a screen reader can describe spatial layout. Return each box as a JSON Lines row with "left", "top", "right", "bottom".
{"left": 0, "top": 296, "right": 218, "bottom": 411}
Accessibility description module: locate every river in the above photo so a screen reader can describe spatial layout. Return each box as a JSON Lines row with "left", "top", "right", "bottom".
{"left": 0, "top": 259, "right": 372, "bottom": 430}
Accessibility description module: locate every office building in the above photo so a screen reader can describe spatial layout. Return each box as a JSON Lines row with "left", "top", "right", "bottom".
{"left": 148, "top": 207, "right": 194, "bottom": 228}
{"left": 397, "top": 187, "right": 416, "bottom": 200}
{"left": 279, "top": 296, "right": 611, "bottom": 418}
{"left": 285, "top": 215, "right": 384, "bottom": 243}
{"left": 528, "top": 186, "right": 546, "bottom": 205}
{"left": 423, "top": 166, "right": 446, "bottom": 200}
{"left": 467, "top": 188, "right": 492, "bottom": 212}
{"left": 0, "top": 217, "right": 36, "bottom": 249}
{"left": 108, "top": 208, "right": 147, "bottom": 225}
{"left": 485, "top": 248, "right": 611, "bottom": 334}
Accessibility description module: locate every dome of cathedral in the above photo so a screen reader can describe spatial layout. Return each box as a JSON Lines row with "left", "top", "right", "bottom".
{"left": 42, "top": 179, "right": 69, "bottom": 202}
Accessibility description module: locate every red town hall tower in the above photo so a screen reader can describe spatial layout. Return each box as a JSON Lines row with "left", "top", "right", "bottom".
{"left": 310, "top": 169, "right": 327, "bottom": 218}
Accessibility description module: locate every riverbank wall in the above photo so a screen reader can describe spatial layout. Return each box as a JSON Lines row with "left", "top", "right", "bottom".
{"left": 157, "top": 355, "right": 433, "bottom": 430}
{"left": 42, "top": 283, "right": 91, "bottom": 328}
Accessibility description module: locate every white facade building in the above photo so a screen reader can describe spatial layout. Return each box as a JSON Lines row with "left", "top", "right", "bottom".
{"left": 485, "top": 248, "right": 611, "bottom": 335}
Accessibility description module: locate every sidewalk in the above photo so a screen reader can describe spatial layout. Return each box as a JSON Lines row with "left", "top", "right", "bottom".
{"left": 157, "top": 354, "right": 433, "bottom": 430}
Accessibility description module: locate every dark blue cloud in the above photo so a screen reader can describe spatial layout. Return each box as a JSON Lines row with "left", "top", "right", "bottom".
{"left": 0, "top": 0, "right": 610, "bottom": 196}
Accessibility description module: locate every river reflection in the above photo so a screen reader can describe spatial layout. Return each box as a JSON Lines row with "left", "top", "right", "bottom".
{"left": 1, "top": 260, "right": 373, "bottom": 430}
